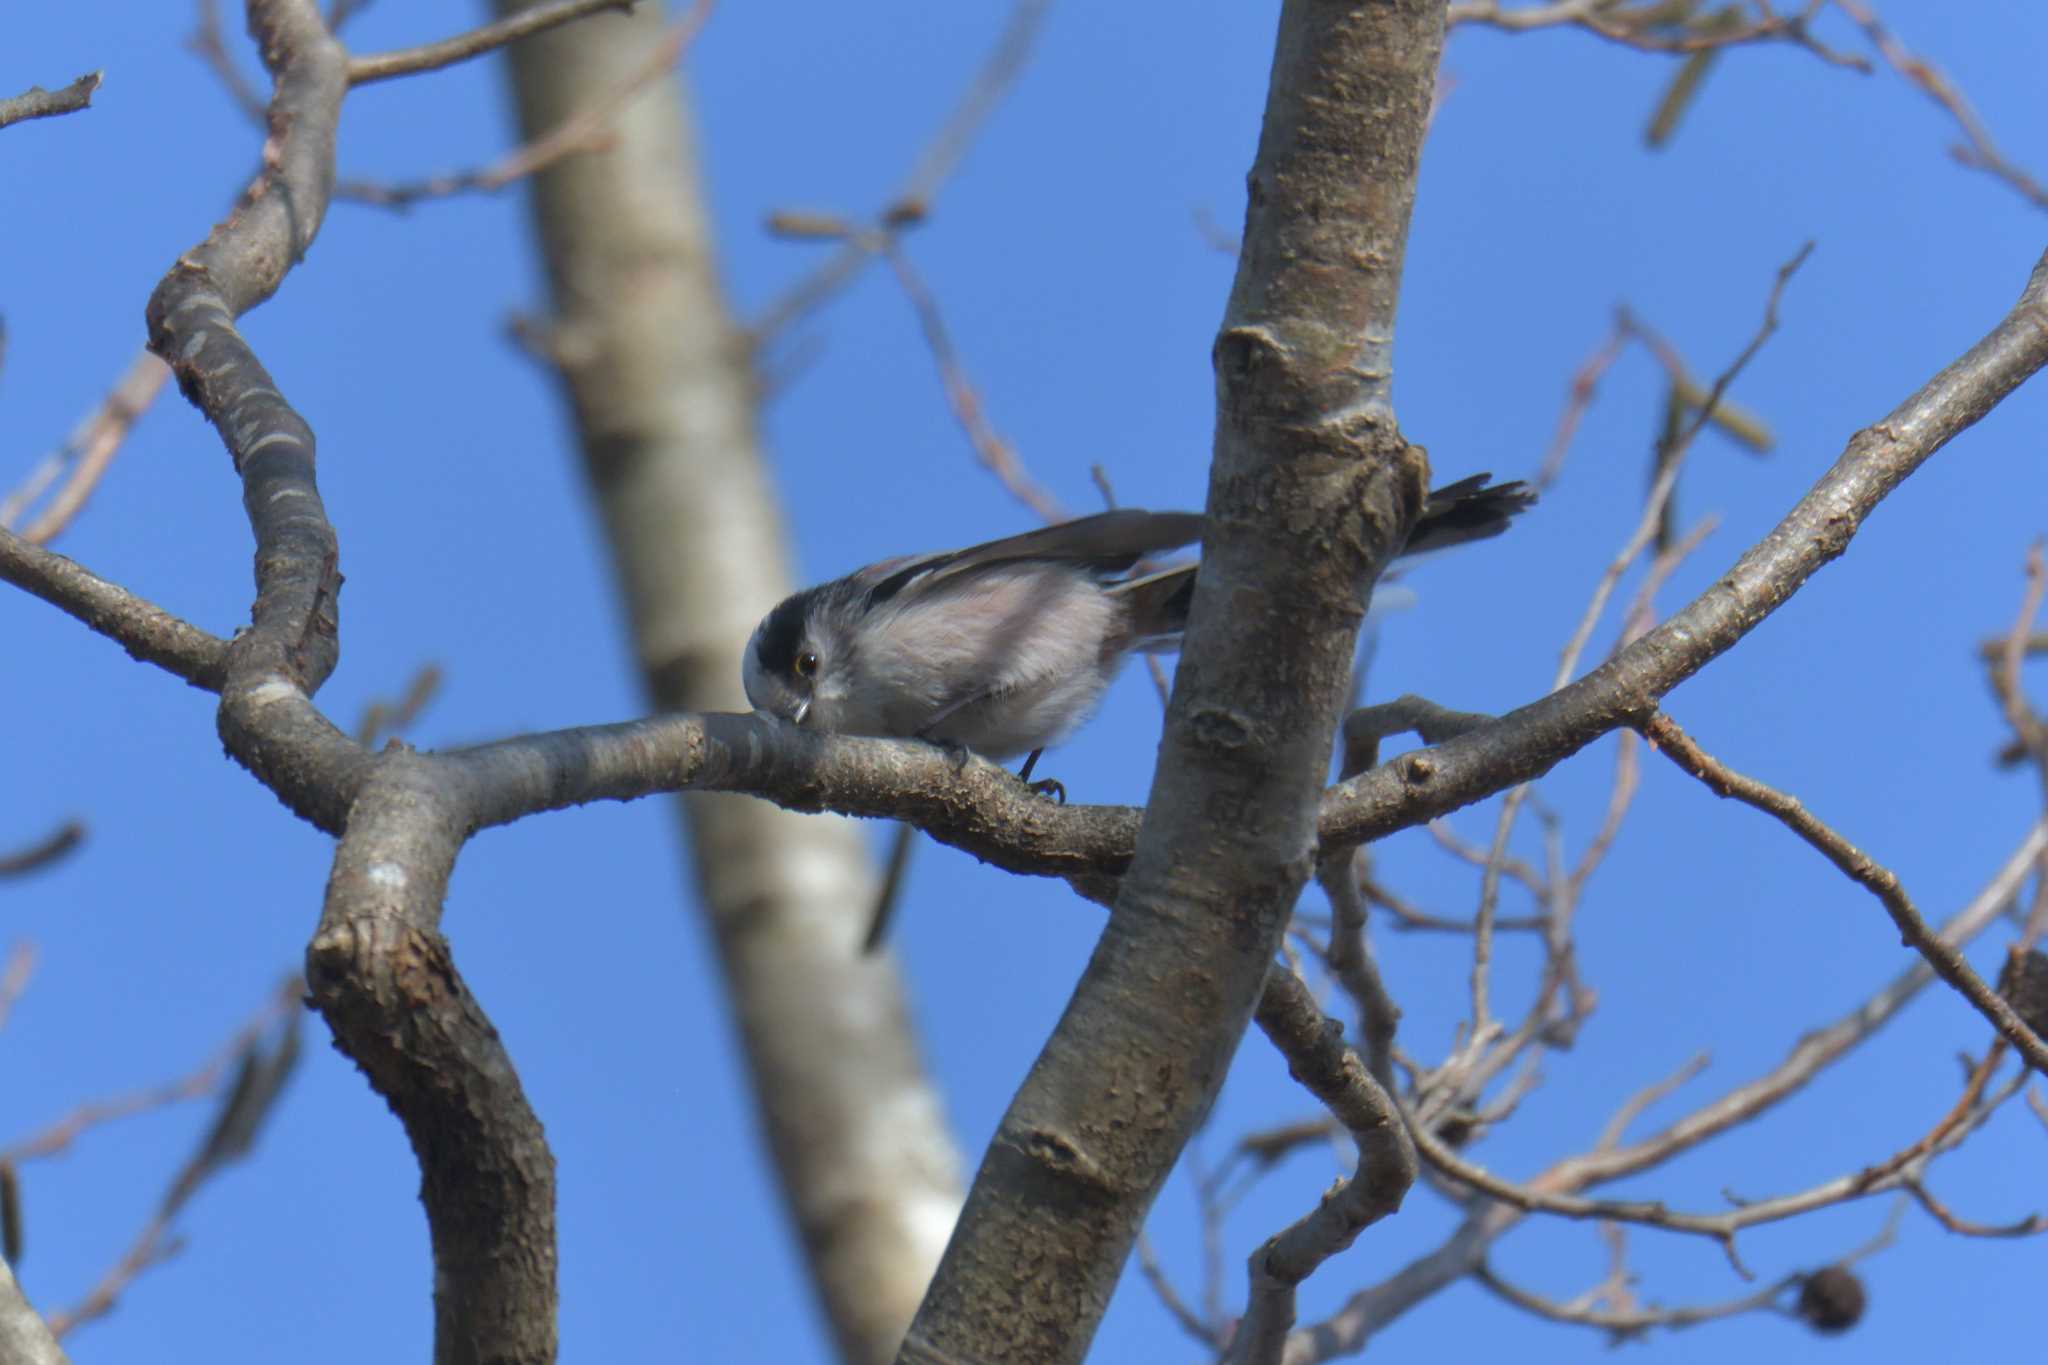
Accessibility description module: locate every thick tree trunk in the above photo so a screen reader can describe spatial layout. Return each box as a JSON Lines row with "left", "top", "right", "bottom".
{"left": 491, "top": 6, "right": 964, "bottom": 1361}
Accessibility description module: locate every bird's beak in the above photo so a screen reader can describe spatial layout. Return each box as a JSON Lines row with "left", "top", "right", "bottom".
{"left": 791, "top": 698, "right": 810, "bottom": 726}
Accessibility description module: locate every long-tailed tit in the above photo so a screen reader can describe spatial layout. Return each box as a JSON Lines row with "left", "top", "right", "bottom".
{"left": 741, "top": 475, "right": 1533, "bottom": 781}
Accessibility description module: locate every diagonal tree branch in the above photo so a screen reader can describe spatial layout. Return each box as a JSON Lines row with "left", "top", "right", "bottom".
{"left": 1318, "top": 249, "right": 2048, "bottom": 849}
{"left": 0, "top": 73, "right": 102, "bottom": 131}
{"left": 346, "top": 0, "right": 633, "bottom": 85}
{"left": 1641, "top": 710, "right": 2048, "bottom": 1074}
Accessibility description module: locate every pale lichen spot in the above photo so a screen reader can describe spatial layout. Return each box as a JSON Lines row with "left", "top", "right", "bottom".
{"left": 244, "top": 676, "right": 304, "bottom": 708}
{"left": 365, "top": 862, "right": 408, "bottom": 892}
{"left": 244, "top": 430, "right": 302, "bottom": 460}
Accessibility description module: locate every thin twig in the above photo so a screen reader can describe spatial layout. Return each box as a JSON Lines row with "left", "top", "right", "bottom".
{"left": 347, "top": 0, "right": 633, "bottom": 86}
{"left": 1642, "top": 711, "right": 2048, "bottom": 1076}
{"left": 338, "top": 0, "right": 713, "bottom": 209}
{"left": 880, "top": 244, "right": 1065, "bottom": 522}
{"left": 1832, "top": 0, "right": 2048, "bottom": 211}
{"left": 1988, "top": 543, "right": 2048, "bottom": 792}
{"left": 185, "top": 0, "right": 268, "bottom": 121}
{"left": 43, "top": 978, "right": 302, "bottom": 1337}
{"left": 1534, "top": 318, "right": 1628, "bottom": 490}
{"left": 0, "top": 943, "right": 37, "bottom": 1033}
{"left": 353, "top": 663, "right": 444, "bottom": 748}
{"left": 1596, "top": 1052, "right": 1709, "bottom": 1151}
{"left": 2, "top": 353, "right": 170, "bottom": 545}
{"left": 1134, "top": 1234, "right": 1220, "bottom": 1350}
{"left": 751, "top": 0, "right": 1053, "bottom": 343}
{"left": 1449, "top": 0, "right": 1867, "bottom": 69}
{"left": 0, "top": 821, "right": 84, "bottom": 880}
{"left": 1555, "top": 247, "right": 1810, "bottom": 689}
{"left": 1, "top": 984, "right": 293, "bottom": 1167}
{"left": 1475, "top": 1259, "right": 1794, "bottom": 1340}
{"left": 1466, "top": 246, "right": 1809, "bottom": 1039}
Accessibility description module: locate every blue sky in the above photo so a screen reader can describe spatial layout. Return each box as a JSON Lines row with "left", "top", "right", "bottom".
{"left": 4, "top": 2, "right": 2046, "bottom": 1361}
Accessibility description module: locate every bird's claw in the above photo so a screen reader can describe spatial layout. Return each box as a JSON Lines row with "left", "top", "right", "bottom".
{"left": 1027, "top": 777, "right": 1067, "bottom": 804}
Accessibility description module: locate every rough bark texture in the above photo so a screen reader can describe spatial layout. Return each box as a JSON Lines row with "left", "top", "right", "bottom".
{"left": 490, "top": 5, "right": 964, "bottom": 1361}
{"left": 0, "top": 1259, "right": 67, "bottom": 1365}
{"left": 899, "top": 5, "right": 1448, "bottom": 1362}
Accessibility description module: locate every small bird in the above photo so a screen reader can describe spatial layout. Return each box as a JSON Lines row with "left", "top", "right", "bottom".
{"left": 741, "top": 475, "right": 1534, "bottom": 783}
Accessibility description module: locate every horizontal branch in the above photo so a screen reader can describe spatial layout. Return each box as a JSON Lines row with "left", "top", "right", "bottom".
{"left": 445, "top": 712, "right": 1140, "bottom": 876}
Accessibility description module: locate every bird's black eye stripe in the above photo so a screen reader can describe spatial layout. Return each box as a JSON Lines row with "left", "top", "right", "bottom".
{"left": 753, "top": 589, "right": 818, "bottom": 676}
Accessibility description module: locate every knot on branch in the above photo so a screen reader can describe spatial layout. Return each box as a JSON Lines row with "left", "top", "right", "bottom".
{"left": 1006, "top": 1125, "right": 1117, "bottom": 1196}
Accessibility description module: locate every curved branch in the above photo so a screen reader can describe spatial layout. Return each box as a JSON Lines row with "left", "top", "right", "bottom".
{"left": 1276, "top": 819, "right": 2045, "bottom": 1361}
{"left": 1231, "top": 968, "right": 1416, "bottom": 1365}
{"left": 143, "top": 0, "right": 358, "bottom": 823}
{"left": 131, "top": 5, "right": 555, "bottom": 1360}
{"left": 308, "top": 755, "right": 556, "bottom": 1363}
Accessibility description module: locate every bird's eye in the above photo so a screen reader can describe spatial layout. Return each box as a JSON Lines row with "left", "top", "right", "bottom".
{"left": 794, "top": 650, "right": 820, "bottom": 679}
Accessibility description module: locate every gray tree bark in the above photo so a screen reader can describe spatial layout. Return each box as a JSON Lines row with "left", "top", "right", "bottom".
{"left": 900, "top": 4, "right": 1447, "bottom": 1361}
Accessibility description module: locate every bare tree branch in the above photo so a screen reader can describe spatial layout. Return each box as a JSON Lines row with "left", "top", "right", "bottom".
{"left": 185, "top": 0, "right": 267, "bottom": 122}
{"left": 143, "top": 4, "right": 558, "bottom": 1359}
{"left": 1449, "top": 0, "right": 1866, "bottom": 67}
{"left": 1275, "top": 819, "right": 2045, "bottom": 1360}
{"left": 338, "top": 0, "right": 711, "bottom": 209}
{"left": 0, "top": 529, "right": 227, "bottom": 690}
{"left": 1, "top": 353, "right": 170, "bottom": 546}
{"left": 0, "top": 945, "right": 35, "bottom": 1034}
{"left": 751, "top": 0, "right": 1054, "bottom": 343}
{"left": 1318, "top": 250, "right": 2048, "bottom": 853}
{"left": 881, "top": 243, "right": 1065, "bottom": 522}
{"left": 1641, "top": 711, "right": 2048, "bottom": 1075}
{"left": 0, "top": 74, "right": 102, "bottom": 131}
{"left": 346, "top": 0, "right": 633, "bottom": 86}
{"left": 45, "top": 983, "right": 302, "bottom": 1338}
{"left": 1832, "top": 0, "right": 2048, "bottom": 211}
{"left": 1230, "top": 967, "right": 1416, "bottom": 1365}
{"left": 0, "top": 824, "right": 84, "bottom": 881}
